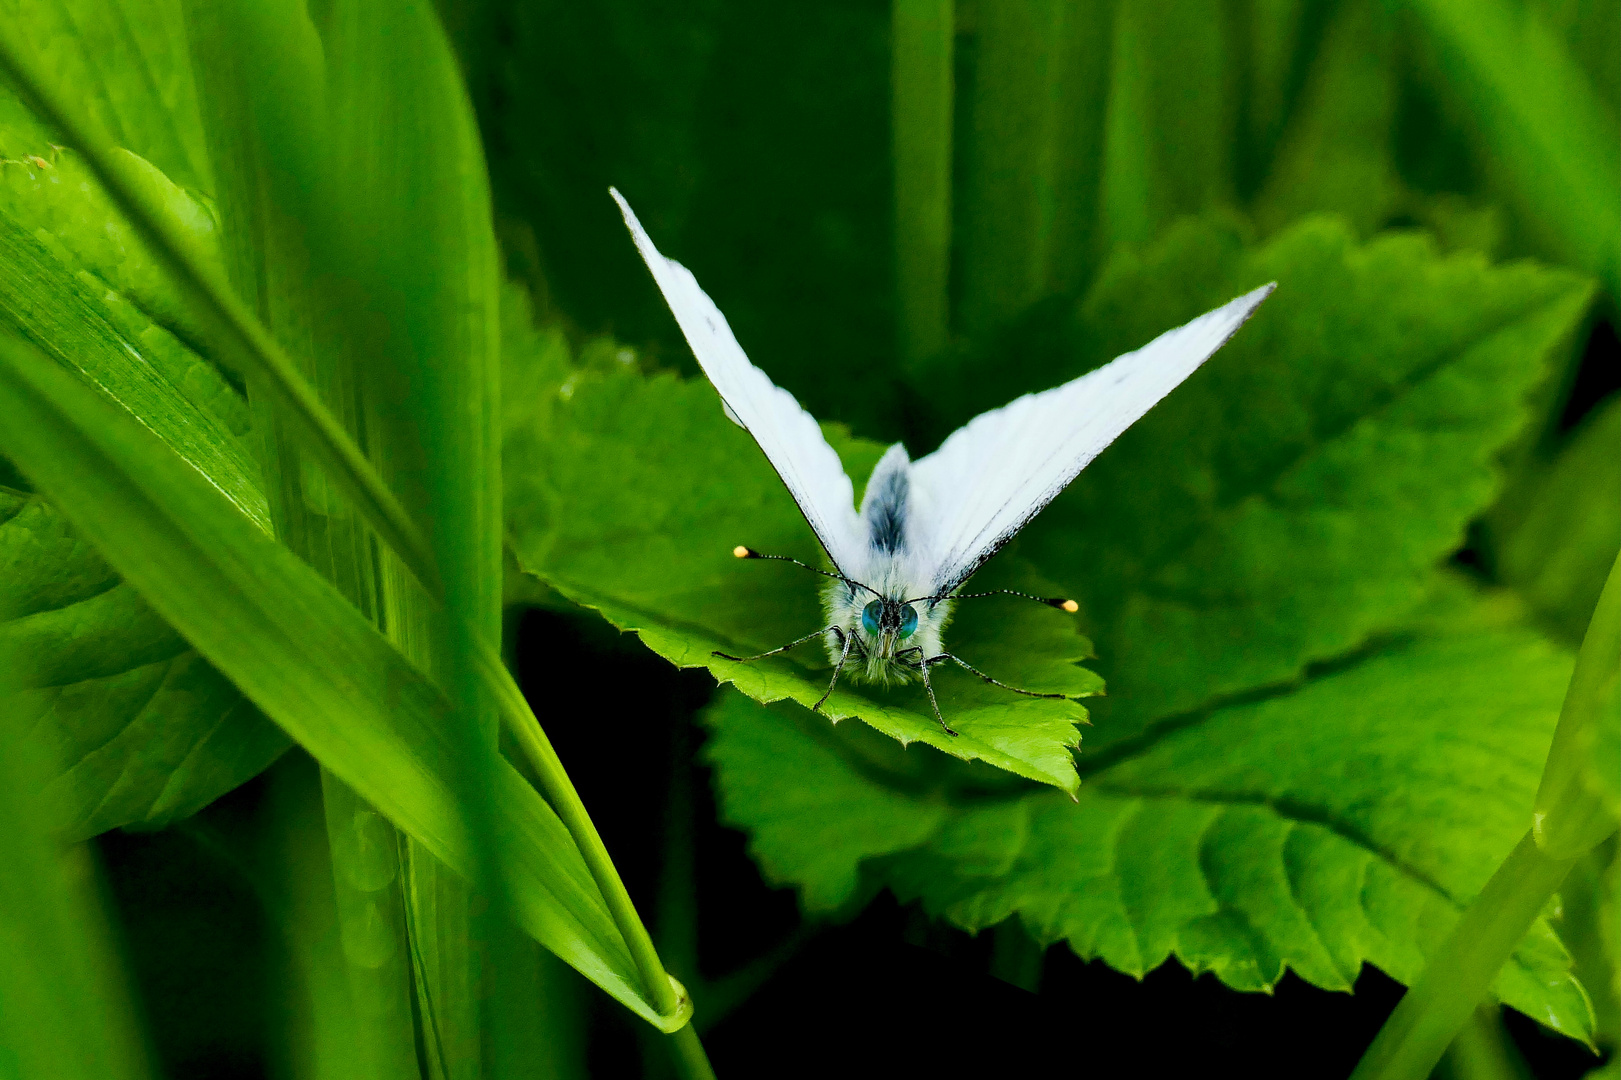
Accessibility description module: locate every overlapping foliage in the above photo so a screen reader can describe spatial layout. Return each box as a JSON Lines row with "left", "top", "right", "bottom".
{"left": 0, "top": 0, "right": 1616, "bottom": 1074}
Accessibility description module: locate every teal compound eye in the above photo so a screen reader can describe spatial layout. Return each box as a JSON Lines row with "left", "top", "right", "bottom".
{"left": 898, "top": 604, "right": 919, "bottom": 639}
{"left": 862, "top": 600, "right": 883, "bottom": 636}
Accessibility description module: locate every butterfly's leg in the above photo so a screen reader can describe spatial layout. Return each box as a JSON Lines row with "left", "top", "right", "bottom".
{"left": 924, "top": 652, "right": 1066, "bottom": 700}
{"left": 810, "top": 625, "right": 862, "bottom": 710}
{"left": 898, "top": 647, "right": 958, "bottom": 737}
{"left": 713, "top": 626, "right": 842, "bottom": 663}
{"left": 813, "top": 627, "right": 855, "bottom": 712}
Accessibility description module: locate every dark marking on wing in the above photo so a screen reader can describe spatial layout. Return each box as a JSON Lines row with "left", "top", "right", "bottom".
{"left": 865, "top": 465, "right": 909, "bottom": 553}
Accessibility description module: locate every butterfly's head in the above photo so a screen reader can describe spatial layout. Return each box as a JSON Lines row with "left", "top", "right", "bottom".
{"left": 861, "top": 598, "right": 919, "bottom": 660}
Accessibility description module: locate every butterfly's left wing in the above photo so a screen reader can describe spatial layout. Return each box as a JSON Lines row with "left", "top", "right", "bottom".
{"left": 911, "top": 285, "right": 1275, "bottom": 597}
{"left": 611, "top": 189, "right": 867, "bottom": 577}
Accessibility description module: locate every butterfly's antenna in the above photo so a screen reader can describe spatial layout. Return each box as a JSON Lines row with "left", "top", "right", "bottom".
{"left": 732, "top": 546, "right": 880, "bottom": 598}
{"left": 905, "top": 587, "right": 1079, "bottom": 613}
{"left": 713, "top": 626, "right": 837, "bottom": 664}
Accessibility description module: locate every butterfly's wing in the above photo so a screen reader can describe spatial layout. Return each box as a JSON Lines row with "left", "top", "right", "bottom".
{"left": 910, "top": 284, "right": 1275, "bottom": 597}
{"left": 611, "top": 189, "right": 866, "bottom": 577}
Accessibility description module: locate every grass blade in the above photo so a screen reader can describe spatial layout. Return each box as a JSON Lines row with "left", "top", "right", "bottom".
{"left": 318, "top": 3, "right": 505, "bottom": 1070}
{"left": 1348, "top": 831, "right": 1581, "bottom": 1080}
{"left": 0, "top": 333, "right": 673, "bottom": 1025}
{"left": 958, "top": 0, "right": 1113, "bottom": 332}
{"left": 891, "top": 0, "right": 954, "bottom": 367}
{"left": 1535, "top": 552, "right": 1621, "bottom": 858}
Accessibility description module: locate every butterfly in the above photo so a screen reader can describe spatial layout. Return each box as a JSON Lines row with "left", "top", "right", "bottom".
{"left": 612, "top": 189, "right": 1273, "bottom": 736}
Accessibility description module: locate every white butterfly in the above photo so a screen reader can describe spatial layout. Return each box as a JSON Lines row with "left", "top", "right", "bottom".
{"left": 612, "top": 188, "right": 1273, "bottom": 736}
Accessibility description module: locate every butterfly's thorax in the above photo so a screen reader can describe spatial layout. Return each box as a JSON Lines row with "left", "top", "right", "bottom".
{"left": 822, "top": 444, "right": 952, "bottom": 682}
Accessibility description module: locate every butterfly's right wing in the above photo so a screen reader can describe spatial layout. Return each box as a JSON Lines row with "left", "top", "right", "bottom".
{"left": 911, "top": 285, "right": 1275, "bottom": 597}
{"left": 611, "top": 189, "right": 866, "bottom": 578}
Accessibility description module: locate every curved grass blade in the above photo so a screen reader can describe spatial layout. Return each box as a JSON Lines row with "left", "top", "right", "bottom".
{"left": 0, "top": 333, "right": 676, "bottom": 1027}
{"left": 481, "top": 645, "right": 692, "bottom": 1027}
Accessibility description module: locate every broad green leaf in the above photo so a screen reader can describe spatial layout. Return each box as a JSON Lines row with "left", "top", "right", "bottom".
{"left": 504, "top": 353, "right": 1102, "bottom": 794}
{"left": 0, "top": 336, "right": 668, "bottom": 1027}
{"left": 0, "top": 690, "right": 153, "bottom": 1080}
{"left": 1493, "top": 394, "right": 1621, "bottom": 643}
{"left": 701, "top": 581, "right": 1593, "bottom": 1037}
{"left": 947, "top": 217, "right": 1593, "bottom": 749}
{"left": 0, "top": 488, "right": 288, "bottom": 839}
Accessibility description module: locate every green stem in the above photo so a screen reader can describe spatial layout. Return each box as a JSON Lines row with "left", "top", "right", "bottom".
{"left": 0, "top": 27, "right": 441, "bottom": 596}
{"left": 1349, "top": 830, "right": 1579, "bottom": 1080}
{"left": 1435, "top": 1006, "right": 1532, "bottom": 1080}
{"left": 668, "top": 1024, "right": 719, "bottom": 1080}
{"left": 480, "top": 647, "right": 707, "bottom": 1060}
{"left": 891, "top": 0, "right": 954, "bottom": 368}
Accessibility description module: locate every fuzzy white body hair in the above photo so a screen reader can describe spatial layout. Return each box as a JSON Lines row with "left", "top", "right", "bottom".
{"left": 822, "top": 445, "right": 954, "bottom": 683}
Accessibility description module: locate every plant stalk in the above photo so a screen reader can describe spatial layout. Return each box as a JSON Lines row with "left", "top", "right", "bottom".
{"left": 1348, "top": 830, "right": 1580, "bottom": 1080}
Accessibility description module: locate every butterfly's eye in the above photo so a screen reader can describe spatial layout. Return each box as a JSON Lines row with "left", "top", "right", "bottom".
{"left": 897, "top": 604, "right": 919, "bottom": 639}
{"left": 861, "top": 601, "right": 883, "bottom": 636}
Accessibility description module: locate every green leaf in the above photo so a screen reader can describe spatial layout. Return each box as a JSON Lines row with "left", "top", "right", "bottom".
{"left": 0, "top": 488, "right": 288, "bottom": 839}
{"left": 504, "top": 357, "right": 1102, "bottom": 794}
{"left": 995, "top": 217, "right": 1592, "bottom": 747}
{"left": 702, "top": 581, "right": 1593, "bottom": 1037}
{"left": 1493, "top": 394, "right": 1621, "bottom": 643}
{"left": 0, "top": 10, "right": 440, "bottom": 593}
{"left": 0, "top": 92, "right": 284, "bottom": 841}
{"left": 0, "top": 334, "right": 668, "bottom": 1028}
{"left": 0, "top": 147, "right": 267, "bottom": 530}
{"left": 0, "top": 0, "right": 212, "bottom": 194}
